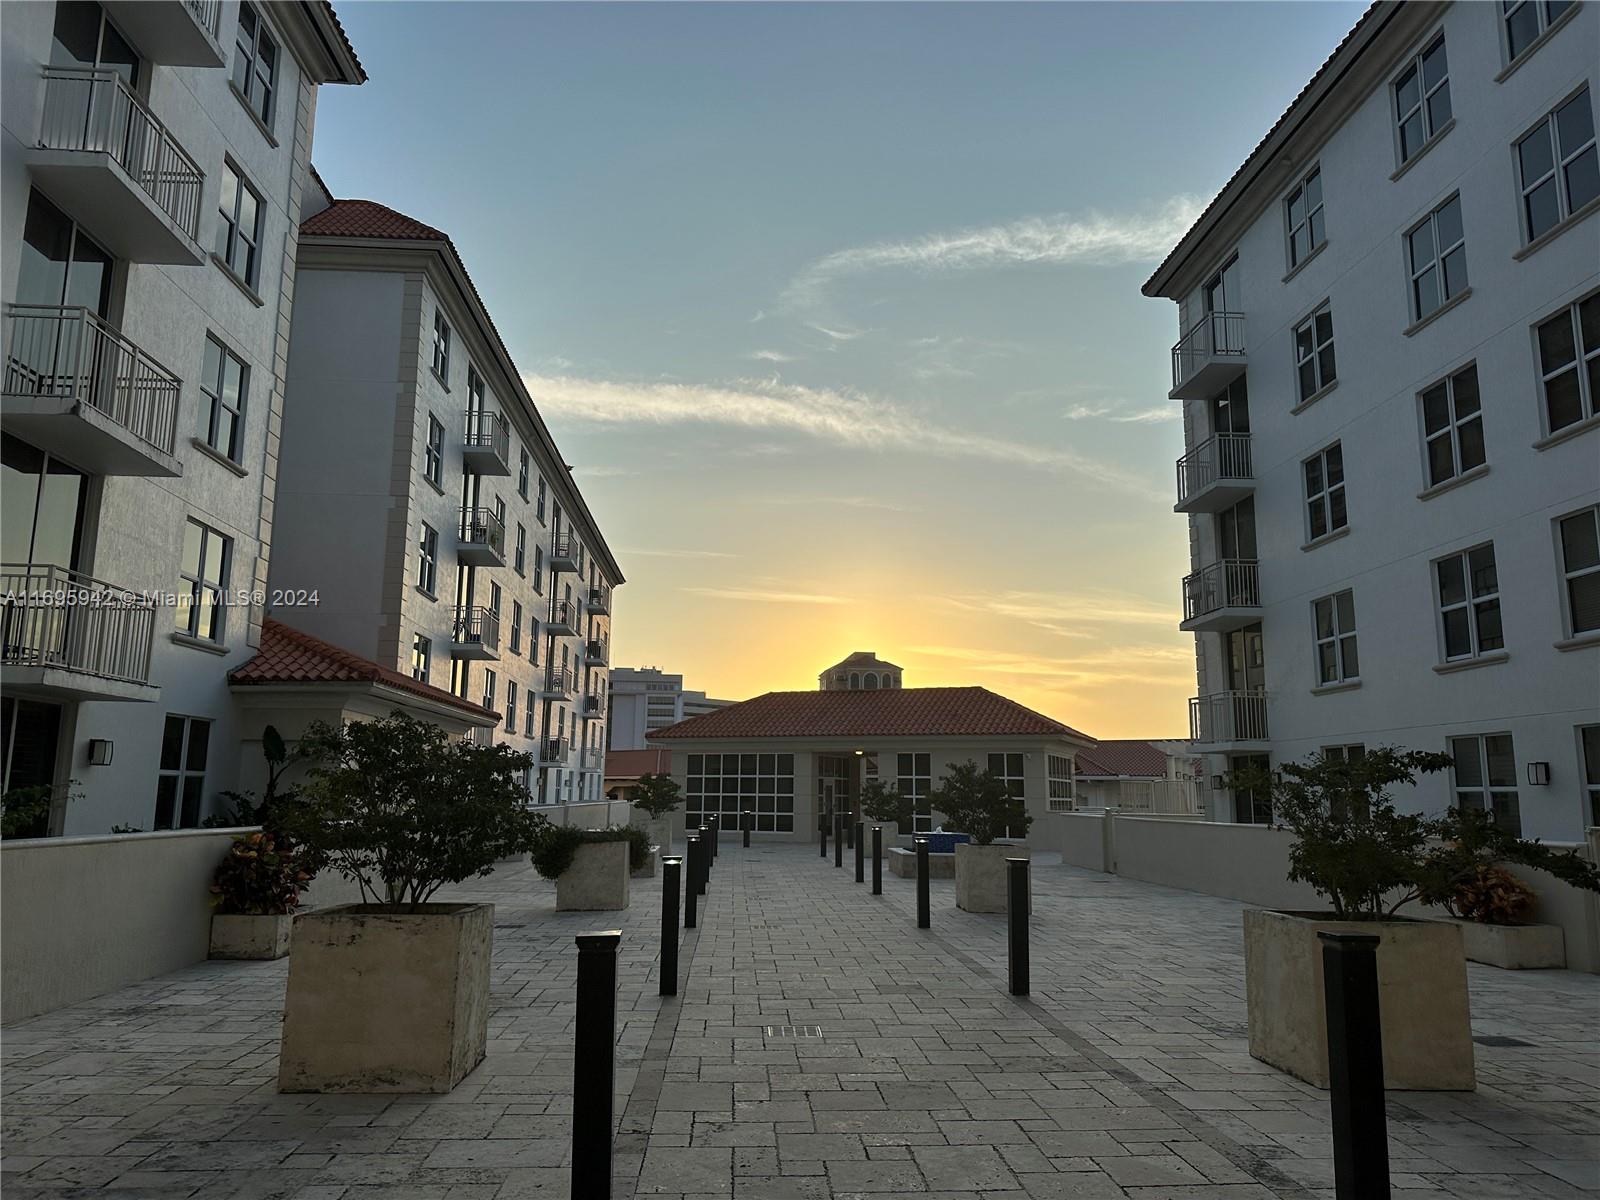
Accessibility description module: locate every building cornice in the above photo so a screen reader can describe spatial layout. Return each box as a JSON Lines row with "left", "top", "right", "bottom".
{"left": 271, "top": 1, "right": 366, "bottom": 86}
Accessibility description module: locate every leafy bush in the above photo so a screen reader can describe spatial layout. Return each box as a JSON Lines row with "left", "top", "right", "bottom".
{"left": 1442, "top": 865, "right": 1535, "bottom": 925}
{"left": 278, "top": 711, "right": 545, "bottom": 911}
{"left": 2, "top": 784, "right": 65, "bottom": 839}
{"left": 630, "top": 773, "right": 682, "bottom": 819}
{"left": 859, "top": 779, "right": 912, "bottom": 828}
{"left": 211, "top": 831, "right": 309, "bottom": 915}
{"left": 927, "top": 760, "right": 1031, "bottom": 846}
{"left": 529, "top": 824, "right": 650, "bottom": 879}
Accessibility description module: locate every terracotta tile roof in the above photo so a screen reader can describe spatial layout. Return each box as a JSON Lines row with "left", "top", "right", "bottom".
{"left": 604, "top": 748, "right": 673, "bottom": 780}
{"left": 320, "top": 2, "right": 367, "bottom": 83}
{"left": 648, "top": 687, "right": 1091, "bottom": 742}
{"left": 230, "top": 619, "right": 496, "bottom": 722}
{"left": 300, "top": 198, "right": 448, "bottom": 241}
{"left": 1075, "top": 740, "right": 1170, "bottom": 779}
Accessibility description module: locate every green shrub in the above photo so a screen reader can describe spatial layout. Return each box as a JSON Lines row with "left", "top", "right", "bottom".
{"left": 211, "top": 830, "right": 308, "bottom": 915}
{"left": 529, "top": 824, "right": 651, "bottom": 879}
{"left": 927, "top": 760, "right": 1030, "bottom": 846}
{"left": 631, "top": 773, "right": 682, "bottom": 819}
{"left": 859, "top": 779, "right": 912, "bottom": 828}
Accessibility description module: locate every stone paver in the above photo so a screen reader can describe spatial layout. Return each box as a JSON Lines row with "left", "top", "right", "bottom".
{"left": 3, "top": 843, "right": 1597, "bottom": 1198}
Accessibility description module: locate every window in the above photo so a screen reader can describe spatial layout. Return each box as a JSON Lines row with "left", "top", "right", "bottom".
{"left": 1293, "top": 305, "right": 1336, "bottom": 402}
{"left": 897, "top": 752, "right": 932, "bottom": 833}
{"left": 424, "top": 414, "right": 444, "bottom": 488}
{"left": 1504, "top": 0, "right": 1576, "bottom": 63}
{"left": 1322, "top": 744, "right": 1366, "bottom": 765}
{"left": 488, "top": 581, "right": 502, "bottom": 621}
{"left": 176, "top": 519, "right": 229, "bottom": 642}
{"left": 686, "top": 753, "right": 795, "bottom": 832}
{"left": 418, "top": 523, "right": 438, "bottom": 594}
{"left": 232, "top": 2, "right": 278, "bottom": 128}
{"left": 1517, "top": 88, "right": 1598, "bottom": 244}
{"left": 1420, "top": 364, "right": 1485, "bottom": 487}
{"left": 1394, "top": 33, "right": 1450, "bottom": 164}
{"left": 1407, "top": 194, "right": 1467, "bottom": 322}
{"left": 536, "top": 476, "right": 547, "bottom": 523}
{"left": 529, "top": 617, "right": 540, "bottom": 664}
{"left": 1303, "top": 443, "right": 1347, "bottom": 541}
{"left": 483, "top": 668, "right": 497, "bottom": 714}
{"left": 1536, "top": 292, "right": 1599, "bottom": 434}
{"left": 467, "top": 365, "right": 484, "bottom": 412}
{"left": 1558, "top": 506, "right": 1600, "bottom": 636}
{"left": 1047, "top": 754, "right": 1074, "bottom": 811}
{"left": 1285, "top": 165, "right": 1325, "bottom": 269}
{"left": 411, "top": 634, "right": 431, "bottom": 683}
{"left": 510, "top": 601, "right": 523, "bottom": 654}
{"left": 199, "top": 336, "right": 247, "bottom": 462}
{"left": 1436, "top": 544, "right": 1503, "bottom": 661}
{"left": 1450, "top": 734, "right": 1520, "bottom": 835}
{"left": 1313, "top": 591, "right": 1359, "bottom": 685}
{"left": 533, "top": 546, "right": 544, "bottom": 592}
{"left": 524, "top": 700, "right": 537, "bottom": 738}
{"left": 1582, "top": 725, "right": 1600, "bottom": 826}
{"left": 514, "top": 524, "right": 526, "bottom": 574}
{"left": 432, "top": 310, "right": 451, "bottom": 384}
{"left": 216, "top": 163, "right": 262, "bottom": 287}
{"left": 986, "top": 753, "right": 1027, "bottom": 837}
{"left": 518, "top": 448, "right": 530, "bottom": 499}
{"left": 506, "top": 681, "right": 518, "bottom": 733}
{"left": 155, "top": 715, "right": 211, "bottom": 829}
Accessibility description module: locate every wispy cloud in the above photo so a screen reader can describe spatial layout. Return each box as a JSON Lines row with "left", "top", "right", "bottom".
{"left": 805, "top": 322, "right": 867, "bottom": 342}
{"left": 781, "top": 195, "right": 1206, "bottom": 310}
{"left": 933, "top": 589, "right": 1181, "bottom": 640}
{"left": 1063, "top": 401, "right": 1179, "bottom": 424}
{"left": 910, "top": 641, "right": 1191, "bottom": 691}
{"left": 523, "top": 373, "right": 1160, "bottom": 499}
{"left": 748, "top": 349, "right": 797, "bottom": 363}
{"left": 620, "top": 547, "right": 737, "bottom": 560}
{"left": 683, "top": 586, "right": 844, "bottom": 605}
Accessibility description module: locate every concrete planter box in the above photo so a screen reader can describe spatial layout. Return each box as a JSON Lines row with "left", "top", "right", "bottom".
{"left": 955, "top": 843, "right": 1030, "bottom": 914}
{"left": 888, "top": 847, "right": 955, "bottom": 879}
{"left": 631, "top": 846, "right": 659, "bottom": 879}
{"left": 209, "top": 912, "right": 294, "bottom": 960}
{"left": 279, "top": 902, "right": 493, "bottom": 1094}
{"left": 556, "top": 841, "right": 630, "bottom": 911}
{"left": 1243, "top": 909, "right": 1474, "bottom": 1091}
{"left": 1432, "top": 915, "right": 1565, "bottom": 969}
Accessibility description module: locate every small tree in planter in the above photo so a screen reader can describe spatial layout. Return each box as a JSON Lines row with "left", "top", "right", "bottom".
{"left": 859, "top": 779, "right": 912, "bottom": 837}
{"left": 930, "top": 760, "right": 1032, "bottom": 914}
{"left": 209, "top": 831, "right": 309, "bottom": 960}
{"left": 275, "top": 711, "right": 543, "bottom": 1094}
{"left": 630, "top": 772, "right": 681, "bottom": 850}
{"left": 528, "top": 824, "right": 645, "bottom": 910}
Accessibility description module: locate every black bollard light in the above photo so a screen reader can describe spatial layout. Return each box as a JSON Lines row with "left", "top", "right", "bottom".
{"left": 1007, "top": 858, "right": 1029, "bottom": 996}
{"left": 915, "top": 836, "right": 930, "bottom": 929}
{"left": 659, "top": 858, "right": 681, "bottom": 997}
{"left": 854, "top": 821, "right": 865, "bottom": 883}
{"left": 572, "top": 930, "right": 621, "bottom": 1200}
{"left": 871, "top": 825, "right": 883, "bottom": 895}
{"left": 708, "top": 814, "right": 720, "bottom": 859}
{"left": 1320, "top": 932, "right": 1391, "bottom": 1200}
{"left": 820, "top": 817, "right": 828, "bottom": 858}
{"left": 834, "top": 812, "right": 844, "bottom": 868}
{"left": 683, "top": 835, "right": 700, "bottom": 928}
{"left": 697, "top": 825, "right": 709, "bottom": 894}
{"left": 743, "top": 809, "right": 752, "bottom": 848}
{"left": 846, "top": 818, "right": 854, "bottom": 850}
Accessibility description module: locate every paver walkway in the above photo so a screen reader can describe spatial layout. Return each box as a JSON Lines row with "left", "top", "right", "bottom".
{"left": 3, "top": 841, "right": 1597, "bottom": 1199}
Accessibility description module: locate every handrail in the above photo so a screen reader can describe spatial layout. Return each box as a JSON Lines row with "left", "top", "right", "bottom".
{"left": 1183, "top": 559, "right": 1261, "bottom": 620}
{"left": 463, "top": 409, "right": 509, "bottom": 460}
{"left": 543, "top": 665, "right": 575, "bottom": 694}
{"left": 552, "top": 529, "right": 581, "bottom": 562}
{"left": 541, "top": 736, "right": 569, "bottom": 762}
{"left": 459, "top": 506, "right": 505, "bottom": 552}
{"left": 550, "top": 598, "right": 578, "bottom": 628}
{"left": 4, "top": 304, "right": 181, "bottom": 455}
{"left": 38, "top": 67, "right": 204, "bottom": 239}
{"left": 451, "top": 605, "right": 499, "bottom": 650}
{"left": 1171, "top": 311, "right": 1245, "bottom": 390}
{"left": 1189, "top": 691, "right": 1268, "bottom": 743}
{"left": 1176, "top": 431, "right": 1253, "bottom": 505}
{"left": 0, "top": 562, "right": 156, "bottom": 685}
{"left": 185, "top": 0, "right": 223, "bottom": 37}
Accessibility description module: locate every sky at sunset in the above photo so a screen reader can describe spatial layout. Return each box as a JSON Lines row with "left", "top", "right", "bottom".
{"left": 313, "top": 1, "right": 1365, "bottom": 738}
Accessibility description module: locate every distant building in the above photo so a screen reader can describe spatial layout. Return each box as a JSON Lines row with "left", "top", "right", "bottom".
{"left": 819, "top": 651, "right": 903, "bottom": 691}
{"left": 602, "top": 747, "right": 672, "bottom": 804}
{"left": 608, "top": 667, "right": 733, "bottom": 751}
{"left": 1071, "top": 740, "right": 1202, "bottom": 816}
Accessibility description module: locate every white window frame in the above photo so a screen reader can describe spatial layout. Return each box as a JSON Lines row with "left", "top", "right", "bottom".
{"left": 411, "top": 634, "right": 430, "bottom": 683}
{"left": 1557, "top": 505, "right": 1600, "bottom": 638}
{"left": 1393, "top": 31, "right": 1451, "bottom": 166}
{"left": 510, "top": 601, "right": 523, "bottom": 654}
{"left": 432, "top": 310, "right": 451, "bottom": 384}
{"left": 417, "top": 522, "right": 438, "bottom": 595}
{"left": 232, "top": 1, "right": 278, "bottom": 129}
{"left": 1047, "top": 753, "right": 1074, "bottom": 811}
{"left": 1312, "top": 590, "right": 1359, "bottom": 685}
{"left": 506, "top": 680, "right": 518, "bottom": 733}
{"left": 536, "top": 476, "right": 547, "bottom": 523}
{"left": 1418, "top": 362, "right": 1485, "bottom": 488}
{"left": 1434, "top": 542, "right": 1503, "bottom": 662}
{"left": 897, "top": 752, "right": 932, "bottom": 833}
{"left": 1303, "top": 442, "right": 1347, "bottom": 542}
{"left": 1406, "top": 193, "right": 1467, "bottom": 323}
{"left": 515, "top": 523, "right": 526, "bottom": 574}
{"left": 483, "top": 668, "right": 496, "bottom": 714}
{"left": 199, "top": 333, "right": 248, "bottom": 463}
{"left": 1581, "top": 724, "right": 1600, "bottom": 826}
{"left": 1515, "top": 86, "right": 1597, "bottom": 245}
{"left": 524, "top": 699, "right": 537, "bottom": 738}
{"left": 518, "top": 448, "right": 530, "bottom": 499}
{"left": 1449, "top": 733, "right": 1521, "bottom": 835}
{"left": 1293, "top": 303, "right": 1336, "bottom": 403}
{"left": 1535, "top": 291, "right": 1599, "bottom": 435}
{"left": 1284, "top": 163, "right": 1325, "bottom": 270}
{"left": 177, "top": 518, "right": 230, "bottom": 643}
{"left": 155, "top": 714, "right": 212, "bottom": 830}
{"left": 1501, "top": 0, "right": 1576, "bottom": 65}
{"left": 1321, "top": 744, "right": 1366, "bottom": 765}
{"left": 216, "top": 161, "right": 262, "bottom": 288}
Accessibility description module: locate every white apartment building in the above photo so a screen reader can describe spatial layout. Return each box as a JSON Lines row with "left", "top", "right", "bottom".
{"left": 1, "top": 1, "right": 364, "bottom": 835}
{"left": 608, "top": 666, "right": 731, "bottom": 751}
{"left": 1145, "top": 0, "right": 1599, "bottom": 840}
{"left": 271, "top": 181, "right": 624, "bottom": 808}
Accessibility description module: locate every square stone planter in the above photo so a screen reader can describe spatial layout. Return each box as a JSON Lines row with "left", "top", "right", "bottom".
{"left": 278, "top": 902, "right": 493, "bottom": 1094}
{"left": 556, "top": 841, "right": 630, "bottom": 911}
{"left": 955, "top": 842, "right": 1030, "bottom": 914}
{"left": 631, "top": 845, "right": 659, "bottom": 879}
{"left": 1435, "top": 915, "right": 1565, "bottom": 969}
{"left": 209, "top": 912, "right": 294, "bottom": 960}
{"left": 888, "top": 847, "right": 956, "bottom": 879}
{"left": 1243, "top": 909, "right": 1474, "bottom": 1091}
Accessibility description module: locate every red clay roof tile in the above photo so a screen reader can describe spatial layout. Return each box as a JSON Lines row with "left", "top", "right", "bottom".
{"left": 299, "top": 198, "right": 448, "bottom": 241}
{"left": 1075, "top": 740, "right": 1170, "bottom": 779}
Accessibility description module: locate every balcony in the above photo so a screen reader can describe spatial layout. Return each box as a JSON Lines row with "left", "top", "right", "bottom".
{"left": 0, "top": 563, "right": 159, "bottom": 702}
{"left": 550, "top": 531, "right": 581, "bottom": 573}
{"left": 583, "top": 638, "right": 608, "bottom": 667}
{"left": 539, "top": 667, "right": 576, "bottom": 703}
{"left": 462, "top": 410, "right": 511, "bottom": 475}
{"left": 30, "top": 68, "right": 205, "bottom": 264}
{"left": 1180, "top": 559, "right": 1261, "bottom": 633}
{"left": 582, "top": 692, "right": 606, "bottom": 719}
{"left": 1189, "top": 691, "right": 1269, "bottom": 750}
{"left": 448, "top": 606, "right": 499, "bottom": 660}
{"left": 546, "top": 599, "right": 579, "bottom": 637}
{"left": 3, "top": 306, "right": 182, "bottom": 476}
{"left": 1175, "top": 432, "right": 1254, "bottom": 514}
{"left": 457, "top": 507, "right": 506, "bottom": 568}
{"left": 100, "top": 1, "right": 225, "bottom": 67}
{"left": 1169, "top": 312, "right": 1246, "bottom": 401}
{"left": 586, "top": 584, "right": 611, "bottom": 615}
{"left": 537, "top": 736, "right": 569, "bottom": 768}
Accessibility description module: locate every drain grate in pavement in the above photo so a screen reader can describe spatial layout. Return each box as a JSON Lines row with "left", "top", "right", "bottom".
{"left": 764, "top": 1025, "right": 823, "bottom": 1039}
{"left": 1473, "top": 1035, "right": 1535, "bottom": 1047}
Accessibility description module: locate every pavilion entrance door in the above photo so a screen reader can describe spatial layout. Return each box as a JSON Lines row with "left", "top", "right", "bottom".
{"left": 816, "top": 754, "right": 851, "bottom": 842}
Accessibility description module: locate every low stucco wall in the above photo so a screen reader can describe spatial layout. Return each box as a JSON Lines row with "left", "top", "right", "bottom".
{"left": 2, "top": 828, "right": 249, "bottom": 1024}
{"left": 1033, "top": 811, "right": 1111, "bottom": 872}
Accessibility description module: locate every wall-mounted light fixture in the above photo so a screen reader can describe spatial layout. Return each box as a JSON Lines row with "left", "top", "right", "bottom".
{"left": 1526, "top": 762, "right": 1551, "bottom": 786}
{"left": 854, "top": 749, "right": 864, "bottom": 756}
{"left": 1210, "top": 774, "right": 1226, "bottom": 791}
{"left": 86, "top": 739, "right": 114, "bottom": 766}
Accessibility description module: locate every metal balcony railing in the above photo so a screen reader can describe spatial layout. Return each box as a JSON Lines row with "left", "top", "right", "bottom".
{"left": 38, "top": 67, "right": 204, "bottom": 239}
{"left": 1176, "top": 432, "right": 1253, "bottom": 506}
{"left": 583, "top": 692, "right": 605, "bottom": 717}
{"left": 1171, "top": 311, "right": 1245, "bottom": 392}
{"left": 463, "top": 408, "right": 509, "bottom": 462}
{"left": 451, "top": 605, "right": 499, "bottom": 652}
{"left": 587, "top": 584, "right": 610, "bottom": 613}
{"left": 0, "top": 563, "right": 156, "bottom": 685}
{"left": 550, "top": 598, "right": 578, "bottom": 629}
{"left": 584, "top": 638, "right": 608, "bottom": 665}
{"left": 1183, "top": 559, "right": 1261, "bottom": 622}
{"left": 1189, "top": 691, "right": 1269, "bottom": 744}
{"left": 185, "top": 0, "right": 222, "bottom": 36}
{"left": 4, "top": 305, "right": 181, "bottom": 455}
{"left": 540, "top": 736, "right": 569, "bottom": 764}
{"left": 551, "top": 529, "right": 581, "bottom": 566}
{"left": 459, "top": 507, "right": 505, "bottom": 555}
{"left": 542, "top": 665, "right": 575, "bottom": 696}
